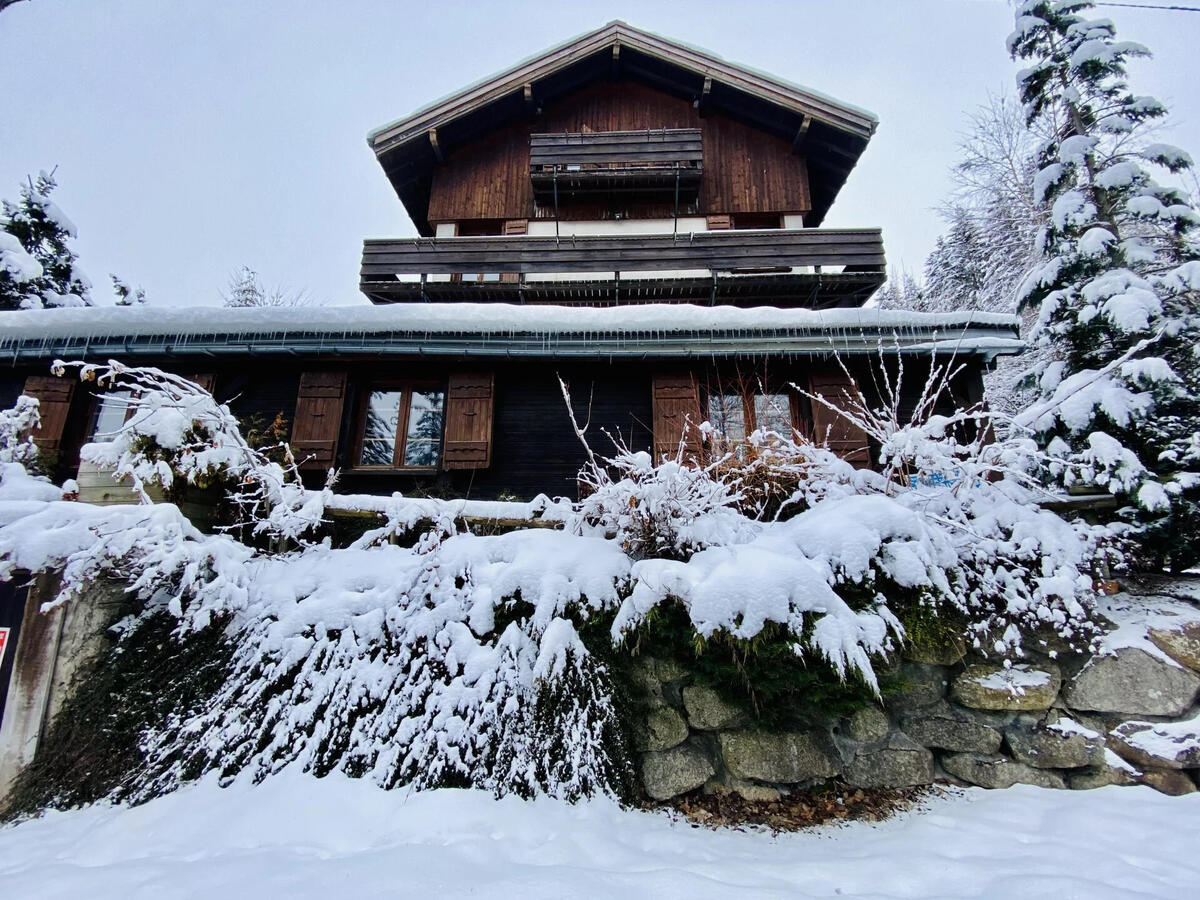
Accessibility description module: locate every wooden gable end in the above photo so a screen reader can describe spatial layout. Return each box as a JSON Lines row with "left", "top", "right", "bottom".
{"left": 427, "top": 81, "right": 811, "bottom": 224}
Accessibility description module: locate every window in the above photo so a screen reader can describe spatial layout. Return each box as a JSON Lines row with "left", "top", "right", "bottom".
{"left": 705, "top": 389, "right": 795, "bottom": 456}
{"left": 356, "top": 384, "right": 445, "bottom": 469}
{"left": 88, "top": 390, "right": 133, "bottom": 443}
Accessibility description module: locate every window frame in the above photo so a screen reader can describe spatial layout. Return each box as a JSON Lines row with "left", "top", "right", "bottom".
{"left": 86, "top": 387, "right": 136, "bottom": 444}
{"left": 351, "top": 379, "right": 446, "bottom": 472}
{"left": 702, "top": 383, "right": 801, "bottom": 455}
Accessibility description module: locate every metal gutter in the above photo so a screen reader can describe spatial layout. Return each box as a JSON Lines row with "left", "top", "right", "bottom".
{"left": 0, "top": 326, "right": 1023, "bottom": 364}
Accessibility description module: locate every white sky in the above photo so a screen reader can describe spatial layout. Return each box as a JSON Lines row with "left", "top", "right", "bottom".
{"left": 2, "top": 0, "right": 1197, "bottom": 308}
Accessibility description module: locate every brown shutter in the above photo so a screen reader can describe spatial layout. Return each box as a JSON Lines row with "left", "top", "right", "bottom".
{"left": 652, "top": 373, "right": 703, "bottom": 464}
{"left": 808, "top": 367, "right": 871, "bottom": 467}
{"left": 291, "top": 372, "right": 347, "bottom": 471}
{"left": 187, "top": 373, "right": 218, "bottom": 395}
{"left": 501, "top": 221, "right": 527, "bottom": 283}
{"left": 21, "top": 375, "right": 75, "bottom": 455}
{"left": 706, "top": 214, "right": 732, "bottom": 230}
{"left": 443, "top": 373, "right": 494, "bottom": 469}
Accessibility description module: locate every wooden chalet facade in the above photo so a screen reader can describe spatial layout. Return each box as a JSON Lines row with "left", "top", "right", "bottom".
{"left": 0, "top": 22, "right": 1021, "bottom": 502}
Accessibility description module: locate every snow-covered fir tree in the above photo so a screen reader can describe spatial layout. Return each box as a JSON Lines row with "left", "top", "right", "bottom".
{"left": 1009, "top": 0, "right": 1200, "bottom": 570}
{"left": 222, "top": 265, "right": 306, "bottom": 307}
{"left": 0, "top": 170, "right": 92, "bottom": 311}
{"left": 872, "top": 269, "right": 928, "bottom": 311}
{"left": 110, "top": 275, "right": 146, "bottom": 306}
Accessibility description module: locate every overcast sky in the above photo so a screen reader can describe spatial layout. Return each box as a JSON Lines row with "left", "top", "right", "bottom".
{"left": 2, "top": 0, "right": 1197, "bottom": 308}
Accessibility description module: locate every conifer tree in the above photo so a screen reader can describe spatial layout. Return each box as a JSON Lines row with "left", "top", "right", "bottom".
{"left": 1009, "top": 1, "right": 1200, "bottom": 570}
{"left": 0, "top": 170, "right": 92, "bottom": 310}
{"left": 111, "top": 275, "right": 147, "bottom": 306}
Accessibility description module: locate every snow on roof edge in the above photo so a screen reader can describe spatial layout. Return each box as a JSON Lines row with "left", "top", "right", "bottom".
{"left": 0, "top": 303, "right": 1020, "bottom": 345}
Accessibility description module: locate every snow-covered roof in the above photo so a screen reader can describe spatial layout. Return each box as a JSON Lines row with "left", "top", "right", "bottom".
{"left": 368, "top": 21, "right": 877, "bottom": 152}
{"left": 0, "top": 303, "right": 1023, "bottom": 362}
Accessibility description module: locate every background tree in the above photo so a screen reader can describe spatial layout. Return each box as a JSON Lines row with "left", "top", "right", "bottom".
{"left": 0, "top": 170, "right": 92, "bottom": 310}
{"left": 221, "top": 266, "right": 307, "bottom": 308}
{"left": 877, "top": 95, "right": 1051, "bottom": 413}
{"left": 111, "top": 275, "right": 147, "bottom": 306}
{"left": 1009, "top": 0, "right": 1200, "bottom": 570}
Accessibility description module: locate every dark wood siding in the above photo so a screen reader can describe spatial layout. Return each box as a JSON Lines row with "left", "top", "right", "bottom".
{"left": 427, "top": 80, "right": 811, "bottom": 224}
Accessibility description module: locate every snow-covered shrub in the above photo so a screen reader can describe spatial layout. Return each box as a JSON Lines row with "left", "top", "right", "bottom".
{"left": 0, "top": 347, "right": 1118, "bottom": 810}
{"left": 571, "top": 449, "right": 751, "bottom": 560}
{"left": 0, "top": 394, "right": 40, "bottom": 467}
{"left": 56, "top": 359, "right": 327, "bottom": 544}
{"left": 713, "top": 428, "right": 881, "bottom": 521}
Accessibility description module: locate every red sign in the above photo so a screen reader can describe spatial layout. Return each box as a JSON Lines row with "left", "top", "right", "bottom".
{"left": 0, "top": 627, "right": 9, "bottom": 667}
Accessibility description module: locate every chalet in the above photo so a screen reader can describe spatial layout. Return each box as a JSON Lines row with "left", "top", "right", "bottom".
{"left": 0, "top": 22, "right": 1020, "bottom": 501}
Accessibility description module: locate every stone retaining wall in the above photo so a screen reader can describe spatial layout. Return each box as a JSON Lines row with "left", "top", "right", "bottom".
{"left": 632, "top": 588, "right": 1200, "bottom": 801}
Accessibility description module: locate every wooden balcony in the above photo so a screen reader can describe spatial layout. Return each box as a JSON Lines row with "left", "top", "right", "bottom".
{"left": 360, "top": 228, "right": 885, "bottom": 308}
{"left": 529, "top": 129, "right": 703, "bottom": 204}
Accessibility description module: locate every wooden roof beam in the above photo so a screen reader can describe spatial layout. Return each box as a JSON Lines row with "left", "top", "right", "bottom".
{"left": 428, "top": 128, "right": 444, "bottom": 164}
{"left": 611, "top": 43, "right": 621, "bottom": 77}
{"left": 791, "top": 115, "right": 812, "bottom": 155}
{"left": 697, "top": 75, "right": 712, "bottom": 117}
{"left": 523, "top": 82, "right": 538, "bottom": 118}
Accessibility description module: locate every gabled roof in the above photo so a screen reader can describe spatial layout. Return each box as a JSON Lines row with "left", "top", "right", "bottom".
{"left": 368, "top": 21, "right": 879, "bottom": 232}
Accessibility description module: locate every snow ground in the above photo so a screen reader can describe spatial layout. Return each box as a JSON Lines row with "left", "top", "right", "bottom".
{"left": 1, "top": 772, "right": 1196, "bottom": 899}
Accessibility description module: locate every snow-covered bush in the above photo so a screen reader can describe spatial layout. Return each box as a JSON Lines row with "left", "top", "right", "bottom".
{"left": 572, "top": 449, "right": 751, "bottom": 560}
{"left": 57, "top": 359, "right": 328, "bottom": 543}
{"left": 0, "top": 348, "right": 1117, "bottom": 809}
{"left": 0, "top": 394, "right": 40, "bottom": 467}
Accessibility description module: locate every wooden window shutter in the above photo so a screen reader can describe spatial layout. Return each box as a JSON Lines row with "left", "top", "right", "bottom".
{"left": 443, "top": 373, "right": 494, "bottom": 469}
{"left": 291, "top": 372, "right": 347, "bottom": 471}
{"left": 501, "top": 221, "right": 527, "bottom": 283}
{"left": 706, "top": 214, "right": 732, "bottom": 230}
{"left": 652, "top": 373, "right": 703, "bottom": 464}
{"left": 808, "top": 367, "right": 872, "bottom": 467}
{"left": 21, "top": 375, "right": 75, "bottom": 454}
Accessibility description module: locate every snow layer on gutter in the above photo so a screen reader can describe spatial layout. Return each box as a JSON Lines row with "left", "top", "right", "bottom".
{"left": 0, "top": 303, "right": 1019, "bottom": 342}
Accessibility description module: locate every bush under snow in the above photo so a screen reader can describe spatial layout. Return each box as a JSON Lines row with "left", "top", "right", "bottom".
{"left": 0, "top": 362, "right": 1113, "bottom": 806}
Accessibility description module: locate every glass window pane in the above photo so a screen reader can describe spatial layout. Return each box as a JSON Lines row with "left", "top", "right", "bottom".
{"left": 359, "top": 390, "right": 402, "bottom": 466}
{"left": 706, "top": 393, "right": 746, "bottom": 455}
{"left": 89, "top": 390, "right": 132, "bottom": 442}
{"left": 403, "top": 389, "right": 445, "bottom": 467}
{"left": 754, "top": 393, "right": 793, "bottom": 437}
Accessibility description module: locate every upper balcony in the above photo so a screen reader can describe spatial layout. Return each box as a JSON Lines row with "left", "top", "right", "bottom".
{"left": 529, "top": 129, "right": 703, "bottom": 207}
{"left": 359, "top": 227, "right": 885, "bottom": 308}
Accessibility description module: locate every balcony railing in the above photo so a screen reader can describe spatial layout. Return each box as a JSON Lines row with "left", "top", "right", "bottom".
{"left": 529, "top": 129, "right": 703, "bottom": 204}
{"left": 360, "top": 228, "right": 886, "bottom": 307}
